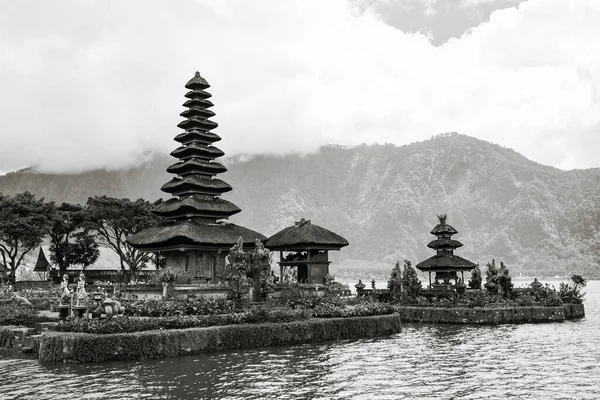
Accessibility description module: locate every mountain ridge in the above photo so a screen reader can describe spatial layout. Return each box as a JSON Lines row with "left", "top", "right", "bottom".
{"left": 1, "top": 134, "right": 599, "bottom": 278}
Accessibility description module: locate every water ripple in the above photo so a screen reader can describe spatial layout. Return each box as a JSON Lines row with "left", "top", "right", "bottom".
{"left": 2, "top": 282, "right": 600, "bottom": 399}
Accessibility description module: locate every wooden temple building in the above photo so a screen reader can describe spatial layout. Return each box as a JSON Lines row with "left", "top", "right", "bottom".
{"left": 415, "top": 214, "right": 477, "bottom": 289}
{"left": 127, "top": 72, "right": 265, "bottom": 282}
{"left": 265, "top": 218, "right": 348, "bottom": 284}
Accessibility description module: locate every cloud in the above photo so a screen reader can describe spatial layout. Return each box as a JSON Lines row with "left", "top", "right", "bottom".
{"left": 0, "top": 0, "right": 599, "bottom": 173}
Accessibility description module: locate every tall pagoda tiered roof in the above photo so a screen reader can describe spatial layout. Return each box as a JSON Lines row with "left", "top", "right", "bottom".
{"left": 416, "top": 214, "right": 476, "bottom": 272}
{"left": 127, "top": 72, "right": 265, "bottom": 251}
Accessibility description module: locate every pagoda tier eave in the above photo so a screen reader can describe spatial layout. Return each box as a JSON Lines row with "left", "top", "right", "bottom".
{"left": 153, "top": 197, "right": 241, "bottom": 219}
{"left": 180, "top": 108, "right": 216, "bottom": 119}
{"left": 177, "top": 118, "right": 218, "bottom": 131}
{"left": 171, "top": 144, "right": 225, "bottom": 160}
{"left": 184, "top": 89, "right": 212, "bottom": 100}
{"left": 415, "top": 255, "right": 477, "bottom": 271}
{"left": 427, "top": 239, "right": 463, "bottom": 249}
{"left": 174, "top": 131, "right": 222, "bottom": 144}
{"left": 161, "top": 177, "right": 233, "bottom": 196}
{"left": 183, "top": 98, "right": 214, "bottom": 109}
{"left": 167, "top": 159, "right": 227, "bottom": 176}
{"left": 127, "top": 221, "right": 267, "bottom": 251}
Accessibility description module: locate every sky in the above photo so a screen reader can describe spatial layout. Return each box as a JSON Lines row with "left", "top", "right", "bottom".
{"left": 0, "top": 0, "right": 599, "bottom": 173}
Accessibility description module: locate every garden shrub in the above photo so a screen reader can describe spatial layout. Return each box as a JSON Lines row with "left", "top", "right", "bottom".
{"left": 558, "top": 275, "right": 587, "bottom": 304}
{"left": 484, "top": 259, "right": 499, "bottom": 294}
{"left": 468, "top": 266, "right": 482, "bottom": 290}
{"left": 401, "top": 259, "right": 421, "bottom": 300}
{"left": 124, "top": 298, "right": 236, "bottom": 317}
{"left": 0, "top": 303, "right": 55, "bottom": 327}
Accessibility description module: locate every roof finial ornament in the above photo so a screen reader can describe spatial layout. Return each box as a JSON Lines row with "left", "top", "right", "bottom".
{"left": 295, "top": 218, "right": 311, "bottom": 226}
{"left": 195, "top": 71, "right": 200, "bottom": 77}
{"left": 437, "top": 213, "right": 448, "bottom": 224}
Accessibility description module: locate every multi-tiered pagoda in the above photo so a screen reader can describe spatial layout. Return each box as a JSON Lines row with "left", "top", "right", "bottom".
{"left": 127, "top": 72, "right": 265, "bottom": 281}
{"left": 415, "top": 214, "right": 477, "bottom": 288}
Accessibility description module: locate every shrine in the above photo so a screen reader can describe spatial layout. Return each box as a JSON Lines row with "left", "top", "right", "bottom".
{"left": 415, "top": 214, "right": 477, "bottom": 289}
{"left": 127, "top": 72, "right": 265, "bottom": 282}
{"left": 265, "top": 218, "right": 348, "bottom": 284}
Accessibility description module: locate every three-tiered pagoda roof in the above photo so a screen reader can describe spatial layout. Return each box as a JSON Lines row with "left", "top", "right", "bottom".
{"left": 416, "top": 214, "right": 476, "bottom": 272}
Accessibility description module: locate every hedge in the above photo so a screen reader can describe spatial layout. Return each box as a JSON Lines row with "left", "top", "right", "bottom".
{"left": 38, "top": 314, "right": 402, "bottom": 363}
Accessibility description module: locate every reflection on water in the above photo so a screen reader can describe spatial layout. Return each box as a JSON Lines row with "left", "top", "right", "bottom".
{"left": 1, "top": 282, "right": 599, "bottom": 399}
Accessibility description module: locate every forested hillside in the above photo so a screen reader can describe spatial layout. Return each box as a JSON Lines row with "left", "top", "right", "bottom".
{"left": 2, "top": 134, "right": 599, "bottom": 279}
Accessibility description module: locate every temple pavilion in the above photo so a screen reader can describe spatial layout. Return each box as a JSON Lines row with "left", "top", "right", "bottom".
{"left": 415, "top": 214, "right": 477, "bottom": 288}
{"left": 265, "top": 219, "right": 348, "bottom": 284}
{"left": 127, "top": 72, "right": 265, "bottom": 282}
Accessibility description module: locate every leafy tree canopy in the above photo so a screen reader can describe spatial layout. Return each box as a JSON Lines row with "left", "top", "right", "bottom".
{"left": 0, "top": 192, "right": 55, "bottom": 282}
{"left": 86, "top": 196, "right": 162, "bottom": 279}
{"left": 49, "top": 202, "right": 99, "bottom": 279}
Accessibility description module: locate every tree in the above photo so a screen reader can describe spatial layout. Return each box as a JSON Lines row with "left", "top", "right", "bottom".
{"left": 48, "top": 203, "right": 100, "bottom": 281}
{"left": 484, "top": 259, "right": 499, "bottom": 294}
{"left": 86, "top": 196, "right": 162, "bottom": 281}
{"left": 225, "top": 237, "right": 271, "bottom": 301}
{"left": 497, "top": 261, "right": 513, "bottom": 297}
{"left": 387, "top": 261, "right": 403, "bottom": 300}
{"left": 401, "top": 259, "right": 421, "bottom": 300}
{"left": 0, "top": 192, "right": 55, "bottom": 283}
{"left": 468, "top": 265, "right": 482, "bottom": 289}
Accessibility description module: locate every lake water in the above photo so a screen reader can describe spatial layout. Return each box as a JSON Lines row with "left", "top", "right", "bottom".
{"left": 1, "top": 281, "right": 599, "bottom": 399}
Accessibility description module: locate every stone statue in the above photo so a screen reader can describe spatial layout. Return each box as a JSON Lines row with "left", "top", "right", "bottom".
{"left": 91, "top": 289, "right": 125, "bottom": 319}
{"left": 75, "top": 274, "right": 89, "bottom": 306}
{"left": 60, "top": 275, "right": 72, "bottom": 305}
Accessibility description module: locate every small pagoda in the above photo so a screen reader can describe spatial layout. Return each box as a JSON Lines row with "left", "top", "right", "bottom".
{"left": 127, "top": 72, "right": 266, "bottom": 282}
{"left": 415, "top": 214, "right": 477, "bottom": 288}
{"left": 265, "top": 218, "right": 349, "bottom": 284}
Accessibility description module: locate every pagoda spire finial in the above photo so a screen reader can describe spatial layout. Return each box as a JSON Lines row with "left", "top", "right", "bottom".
{"left": 195, "top": 71, "right": 200, "bottom": 77}
{"left": 437, "top": 213, "right": 448, "bottom": 224}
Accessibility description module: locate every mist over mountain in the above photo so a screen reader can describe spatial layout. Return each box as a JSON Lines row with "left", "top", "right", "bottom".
{"left": 2, "top": 134, "right": 599, "bottom": 279}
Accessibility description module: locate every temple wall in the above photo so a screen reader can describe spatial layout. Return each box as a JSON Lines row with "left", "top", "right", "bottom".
{"left": 165, "top": 250, "right": 227, "bottom": 282}
{"left": 37, "top": 314, "right": 402, "bottom": 363}
{"left": 397, "top": 304, "right": 585, "bottom": 324}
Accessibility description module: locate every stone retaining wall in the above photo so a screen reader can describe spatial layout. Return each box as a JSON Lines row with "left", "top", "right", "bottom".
{"left": 38, "top": 314, "right": 402, "bottom": 363}
{"left": 398, "top": 304, "right": 585, "bottom": 324}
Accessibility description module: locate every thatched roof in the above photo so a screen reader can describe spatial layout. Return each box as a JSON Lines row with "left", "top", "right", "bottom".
{"left": 415, "top": 255, "right": 477, "bottom": 271}
{"left": 180, "top": 108, "right": 215, "bottom": 119}
{"left": 35, "top": 246, "right": 151, "bottom": 272}
{"left": 167, "top": 159, "right": 227, "bottom": 176}
{"left": 177, "top": 117, "right": 218, "bottom": 131}
{"left": 170, "top": 143, "right": 224, "bottom": 160}
{"left": 427, "top": 239, "right": 463, "bottom": 249}
{"left": 153, "top": 197, "right": 240, "bottom": 219}
{"left": 161, "top": 176, "right": 232, "bottom": 196}
{"left": 184, "top": 89, "right": 212, "bottom": 100}
{"left": 127, "top": 221, "right": 266, "bottom": 251}
{"left": 185, "top": 71, "right": 210, "bottom": 90}
{"left": 174, "top": 130, "right": 221, "bottom": 145}
{"left": 183, "top": 98, "right": 214, "bottom": 109}
{"left": 33, "top": 247, "right": 52, "bottom": 271}
{"left": 265, "top": 218, "right": 349, "bottom": 251}
{"left": 431, "top": 223, "right": 458, "bottom": 235}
